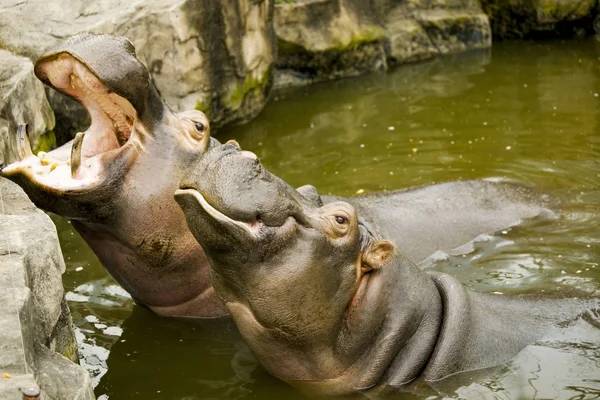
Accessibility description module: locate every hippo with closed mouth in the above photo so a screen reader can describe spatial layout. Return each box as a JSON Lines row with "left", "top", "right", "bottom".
{"left": 2, "top": 33, "right": 554, "bottom": 319}
{"left": 175, "top": 144, "right": 599, "bottom": 396}
{"left": 1, "top": 33, "right": 226, "bottom": 318}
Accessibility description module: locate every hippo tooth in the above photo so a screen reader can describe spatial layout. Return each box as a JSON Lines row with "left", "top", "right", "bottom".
{"left": 16, "top": 124, "right": 33, "bottom": 161}
{"left": 70, "top": 132, "right": 85, "bottom": 178}
{"left": 70, "top": 73, "right": 77, "bottom": 90}
{"left": 225, "top": 139, "right": 241, "bottom": 149}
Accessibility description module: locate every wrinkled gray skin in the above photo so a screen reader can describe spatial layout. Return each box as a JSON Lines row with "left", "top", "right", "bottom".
{"left": 1, "top": 33, "right": 226, "bottom": 318}
{"left": 175, "top": 144, "right": 597, "bottom": 396}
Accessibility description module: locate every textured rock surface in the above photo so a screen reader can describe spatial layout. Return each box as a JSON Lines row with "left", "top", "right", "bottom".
{"left": 479, "top": 0, "right": 597, "bottom": 37}
{"left": 0, "top": 0, "right": 276, "bottom": 134}
{"left": 0, "top": 178, "right": 94, "bottom": 400}
{"left": 0, "top": 50, "right": 55, "bottom": 167}
{"left": 275, "top": 0, "right": 388, "bottom": 86}
{"left": 273, "top": 0, "right": 492, "bottom": 88}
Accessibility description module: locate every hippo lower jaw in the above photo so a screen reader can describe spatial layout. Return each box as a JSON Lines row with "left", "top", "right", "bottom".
{"left": 1, "top": 53, "right": 143, "bottom": 192}
{"left": 175, "top": 187, "right": 302, "bottom": 257}
{"left": 175, "top": 188, "right": 263, "bottom": 237}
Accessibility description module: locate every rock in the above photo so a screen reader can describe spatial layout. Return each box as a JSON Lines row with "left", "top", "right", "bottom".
{"left": 35, "top": 345, "right": 95, "bottom": 400}
{"left": 384, "top": 0, "right": 491, "bottom": 63}
{"left": 536, "top": 0, "right": 596, "bottom": 25}
{"left": 415, "top": 10, "right": 491, "bottom": 54}
{"left": 273, "top": 0, "right": 491, "bottom": 88}
{"left": 0, "top": 178, "right": 94, "bottom": 400}
{"left": 385, "top": 18, "right": 439, "bottom": 64}
{"left": 0, "top": 0, "right": 276, "bottom": 135}
{"left": 479, "top": 0, "right": 597, "bottom": 38}
{"left": 274, "top": 0, "right": 388, "bottom": 88}
{"left": 0, "top": 50, "right": 55, "bottom": 166}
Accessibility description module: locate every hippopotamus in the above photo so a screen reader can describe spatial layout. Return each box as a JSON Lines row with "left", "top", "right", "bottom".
{"left": 1, "top": 33, "right": 226, "bottom": 318}
{"left": 174, "top": 143, "right": 599, "bottom": 395}
{"left": 2, "top": 33, "right": 552, "bottom": 319}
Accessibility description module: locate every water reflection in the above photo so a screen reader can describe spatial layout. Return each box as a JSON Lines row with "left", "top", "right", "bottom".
{"left": 51, "top": 38, "right": 600, "bottom": 399}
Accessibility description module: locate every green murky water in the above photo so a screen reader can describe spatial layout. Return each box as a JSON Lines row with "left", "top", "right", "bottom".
{"left": 54, "top": 38, "right": 600, "bottom": 399}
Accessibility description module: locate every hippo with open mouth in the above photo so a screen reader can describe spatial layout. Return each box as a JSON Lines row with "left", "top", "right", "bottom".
{"left": 1, "top": 33, "right": 226, "bottom": 318}
{"left": 2, "top": 33, "right": 553, "bottom": 319}
{"left": 175, "top": 144, "right": 599, "bottom": 396}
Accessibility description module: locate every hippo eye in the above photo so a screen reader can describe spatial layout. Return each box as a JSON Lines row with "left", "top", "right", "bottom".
{"left": 335, "top": 216, "right": 347, "bottom": 225}
{"left": 194, "top": 122, "right": 206, "bottom": 133}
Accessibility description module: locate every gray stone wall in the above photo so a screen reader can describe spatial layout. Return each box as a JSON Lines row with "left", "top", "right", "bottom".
{"left": 273, "top": 0, "right": 492, "bottom": 88}
{"left": 0, "top": 178, "right": 94, "bottom": 400}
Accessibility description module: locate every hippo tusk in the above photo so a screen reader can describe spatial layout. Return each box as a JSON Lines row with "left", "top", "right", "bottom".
{"left": 225, "top": 139, "right": 241, "bottom": 150}
{"left": 16, "top": 124, "right": 33, "bottom": 161}
{"left": 71, "top": 132, "right": 85, "bottom": 178}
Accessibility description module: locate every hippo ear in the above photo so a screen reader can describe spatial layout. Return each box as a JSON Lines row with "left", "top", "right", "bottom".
{"left": 296, "top": 184, "right": 323, "bottom": 207}
{"left": 361, "top": 240, "right": 395, "bottom": 272}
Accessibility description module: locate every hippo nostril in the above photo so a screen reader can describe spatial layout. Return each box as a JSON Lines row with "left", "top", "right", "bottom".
{"left": 240, "top": 150, "right": 257, "bottom": 160}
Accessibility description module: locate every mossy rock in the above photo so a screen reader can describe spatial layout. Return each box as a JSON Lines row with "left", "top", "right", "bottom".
{"left": 479, "top": 0, "right": 598, "bottom": 38}
{"left": 478, "top": 0, "right": 538, "bottom": 37}
{"left": 276, "top": 33, "right": 387, "bottom": 80}
{"left": 32, "top": 130, "right": 57, "bottom": 155}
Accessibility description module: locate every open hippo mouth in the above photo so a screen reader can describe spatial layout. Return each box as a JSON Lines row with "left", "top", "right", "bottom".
{"left": 1, "top": 33, "right": 148, "bottom": 192}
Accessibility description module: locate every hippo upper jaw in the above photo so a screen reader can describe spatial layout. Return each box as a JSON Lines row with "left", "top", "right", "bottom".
{"left": 2, "top": 40, "right": 146, "bottom": 181}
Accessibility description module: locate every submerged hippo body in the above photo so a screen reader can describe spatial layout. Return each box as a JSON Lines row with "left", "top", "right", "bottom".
{"left": 2, "top": 33, "right": 553, "bottom": 319}
{"left": 1, "top": 33, "right": 227, "bottom": 318}
{"left": 175, "top": 144, "right": 599, "bottom": 396}
{"left": 324, "top": 181, "right": 552, "bottom": 264}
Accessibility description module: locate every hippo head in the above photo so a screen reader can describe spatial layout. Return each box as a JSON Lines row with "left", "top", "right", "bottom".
{"left": 175, "top": 143, "right": 404, "bottom": 384}
{"left": 1, "top": 33, "right": 211, "bottom": 221}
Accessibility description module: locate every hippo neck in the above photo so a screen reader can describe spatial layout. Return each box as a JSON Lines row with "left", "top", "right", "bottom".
{"left": 338, "top": 270, "right": 549, "bottom": 394}
{"left": 420, "top": 272, "right": 547, "bottom": 383}
{"left": 68, "top": 135, "right": 228, "bottom": 318}
{"left": 288, "top": 255, "right": 444, "bottom": 395}
{"left": 72, "top": 219, "right": 226, "bottom": 318}
{"left": 294, "top": 263, "right": 553, "bottom": 395}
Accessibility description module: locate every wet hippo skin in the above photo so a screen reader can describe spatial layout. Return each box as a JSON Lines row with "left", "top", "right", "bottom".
{"left": 175, "top": 143, "right": 599, "bottom": 396}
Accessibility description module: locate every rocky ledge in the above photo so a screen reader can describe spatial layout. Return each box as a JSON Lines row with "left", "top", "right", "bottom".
{"left": 273, "top": 0, "right": 492, "bottom": 88}
{"left": 0, "top": 178, "right": 94, "bottom": 400}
